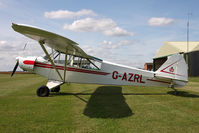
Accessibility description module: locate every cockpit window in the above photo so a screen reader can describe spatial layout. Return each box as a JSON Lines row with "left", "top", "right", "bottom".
{"left": 47, "top": 52, "right": 102, "bottom": 70}
{"left": 43, "top": 50, "right": 60, "bottom": 60}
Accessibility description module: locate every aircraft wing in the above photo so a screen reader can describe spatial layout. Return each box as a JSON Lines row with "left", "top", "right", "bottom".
{"left": 12, "top": 23, "right": 91, "bottom": 59}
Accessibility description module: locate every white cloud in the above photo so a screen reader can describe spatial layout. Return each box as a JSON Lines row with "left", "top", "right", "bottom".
{"left": 63, "top": 18, "right": 134, "bottom": 37}
{"left": 0, "top": 2, "right": 5, "bottom": 8}
{"left": 148, "top": 17, "right": 174, "bottom": 26}
{"left": 44, "top": 9, "right": 97, "bottom": 19}
{"left": 102, "top": 40, "right": 131, "bottom": 49}
{"left": 0, "top": 38, "right": 45, "bottom": 71}
{"left": 82, "top": 43, "right": 144, "bottom": 68}
{"left": 0, "top": 2, "right": 4, "bottom": 7}
{"left": 82, "top": 40, "right": 128, "bottom": 57}
{"left": 81, "top": 38, "right": 157, "bottom": 69}
{"left": 82, "top": 40, "right": 133, "bottom": 64}
{"left": 0, "top": 40, "right": 14, "bottom": 50}
{"left": 0, "top": 40, "right": 7, "bottom": 45}
{"left": 82, "top": 40, "right": 131, "bottom": 57}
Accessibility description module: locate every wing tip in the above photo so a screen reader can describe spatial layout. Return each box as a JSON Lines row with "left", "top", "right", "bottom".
{"left": 12, "top": 23, "right": 17, "bottom": 26}
{"left": 11, "top": 23, "right": 17, "bottom": 30}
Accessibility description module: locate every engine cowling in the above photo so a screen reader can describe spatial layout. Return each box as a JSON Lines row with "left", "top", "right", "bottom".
{"left": 17, "top": 56, "right": 37, "bottom": 72}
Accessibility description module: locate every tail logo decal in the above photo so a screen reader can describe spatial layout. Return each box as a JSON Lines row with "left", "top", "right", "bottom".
{"left": 160, "top": 60, "right": 185, "bottom": 77}
{"left": 169, "top": 67, "right": 174, "bottom": 72}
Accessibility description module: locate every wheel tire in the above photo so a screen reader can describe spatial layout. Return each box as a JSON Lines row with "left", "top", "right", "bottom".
{"left": 51, "top": 86, "right": 60, "bottom": 92}
{"left": 36, "top": 85, "right": 50, "bottom": 97}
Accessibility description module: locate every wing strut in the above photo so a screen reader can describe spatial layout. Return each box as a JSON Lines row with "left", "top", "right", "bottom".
{"left": 64, "top": 49, "right": 68, "bottom": 82}
{"left": 39, "top": 41, "right": 63, "bottom": 81}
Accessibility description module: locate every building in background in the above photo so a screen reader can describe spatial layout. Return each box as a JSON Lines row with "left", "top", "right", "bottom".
{"left": 153, "top": 42, "right": 199, "bottom": 76}
{"left": 144, "top": 63, "right": 153, "bottom": 71}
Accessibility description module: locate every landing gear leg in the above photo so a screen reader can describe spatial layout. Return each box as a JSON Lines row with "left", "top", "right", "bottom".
{"left": 51, "top": 86, "right": 60, "bottom": 92}
{"left": 170, "top": 84, "right": 179, "bottom": 95}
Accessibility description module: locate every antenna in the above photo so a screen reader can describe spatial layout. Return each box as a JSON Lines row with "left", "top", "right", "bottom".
{"left": 186, "top": 12, "right": 192, "bottom": 76}
{"left": 187, "top": 12, "right": 192, "bottom": 53}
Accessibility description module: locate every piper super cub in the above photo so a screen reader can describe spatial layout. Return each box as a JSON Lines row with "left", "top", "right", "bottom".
{"left": 11, "top": 23, "right": 188, "bottom": 97}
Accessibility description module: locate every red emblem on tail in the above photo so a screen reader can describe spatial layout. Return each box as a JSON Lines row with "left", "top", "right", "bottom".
{"left": 169, "top": 67, "right": 174, "bottom": 72}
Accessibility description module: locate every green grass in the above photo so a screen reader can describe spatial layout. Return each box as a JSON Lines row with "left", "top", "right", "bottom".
{"left": 0, "top": 74, "right": 199, "bottom": 133}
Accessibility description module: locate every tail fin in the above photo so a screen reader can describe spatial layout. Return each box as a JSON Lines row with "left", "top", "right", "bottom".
{"left": 155, "top": 54, "right": 188, "bottom": 82}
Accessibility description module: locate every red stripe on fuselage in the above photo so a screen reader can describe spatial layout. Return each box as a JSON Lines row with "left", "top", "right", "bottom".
{"left": 35, "top": 62, "right": 110, "bottom": 75}
{"left": 23, "top": 60, "right": 35, "bottom": 65}
{"left": 147, "top": 79, "right": 170, "bottom": 84}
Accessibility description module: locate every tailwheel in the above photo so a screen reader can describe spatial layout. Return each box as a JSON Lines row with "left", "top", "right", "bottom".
{"left": 36, "top": 85, "right": 50, "bottom": 97}
{"left": 170, "top": 84, "right": 179, "bottom": 95}
{"left": 51, "top": 86, "right": 60, "bottom": 92}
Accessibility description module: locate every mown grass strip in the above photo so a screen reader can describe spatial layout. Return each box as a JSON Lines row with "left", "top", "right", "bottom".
{"left": 0, "top": 74, "right": 199, "bottom": 133}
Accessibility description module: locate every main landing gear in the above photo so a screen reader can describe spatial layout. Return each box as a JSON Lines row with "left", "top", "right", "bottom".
{"left": 51, "top": 86, "right": 60, "bottom": 92}
{"left": 36, "top": 85, "right": 50, "bottom": 97}
{"left": 36, "top": 85, "right": 60, "bottom": 97}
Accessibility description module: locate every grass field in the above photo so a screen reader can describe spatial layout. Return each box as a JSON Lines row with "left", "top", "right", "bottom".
{"left": 0, "top": 74, "right": 199, "bottom": 133}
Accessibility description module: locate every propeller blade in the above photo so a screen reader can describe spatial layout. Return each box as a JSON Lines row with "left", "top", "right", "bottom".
{"left": 23, "top": 43, "right": 27, "bottom": 51}
{"left": 11, "top": 61, "right": 19, "bottom": 77}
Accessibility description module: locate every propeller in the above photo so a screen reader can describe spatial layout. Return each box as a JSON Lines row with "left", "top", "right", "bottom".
{"left": 11, "top": 42, "right": 28, "bottom": 77}
{"left": 23, "top": 43, "right": 27, "bottom": 51}
{"left": 11, "top": 42, "right": 27, "bottom": 77}
{"left": 11, "top": 58, "right": 19, "bottom": 77}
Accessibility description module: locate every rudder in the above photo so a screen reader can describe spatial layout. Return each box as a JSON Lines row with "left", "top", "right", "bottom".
{"left": 155, "top": 54, "right": 188, "bottom": 82}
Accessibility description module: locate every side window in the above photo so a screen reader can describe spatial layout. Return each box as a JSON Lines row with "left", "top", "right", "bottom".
{"left": 88, "top": 59, "right": 101, "bottom": 70}
{"left": 53, "top": 52, "right": 65, "bottom": 64}
{"left": 49, "top": 52, "right": 102, "bottom": 70}
{"left": 71, "top": 56, "right": 102, "bottom": 70}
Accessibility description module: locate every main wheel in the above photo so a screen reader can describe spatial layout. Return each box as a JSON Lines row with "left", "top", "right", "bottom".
{"left": 51, "top": 86, "right": 60, "bottom": 92}
{"left": 36, "top": 85, "right": 50, "bottom": 97}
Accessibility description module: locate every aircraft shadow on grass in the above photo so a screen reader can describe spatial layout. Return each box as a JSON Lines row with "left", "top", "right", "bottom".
{"left": 83, "top": 86, "right": 133, "bottom": 118}
{"left": 51, "top": 86, "right": 199, "bottom": 118}
{"left": 52, "top": 86, "right": 134, "bottom": 118}
{"left": 167, "top": 91, "right": 199, "bottom": 98}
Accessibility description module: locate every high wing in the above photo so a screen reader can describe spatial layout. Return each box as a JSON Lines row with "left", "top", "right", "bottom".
{"left": 12, "top": 23, "right": 91, "bottom": 59}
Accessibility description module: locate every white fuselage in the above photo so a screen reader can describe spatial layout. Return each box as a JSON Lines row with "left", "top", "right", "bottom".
{"left": 19, "top": 56, "right": 176, "bottom": 88}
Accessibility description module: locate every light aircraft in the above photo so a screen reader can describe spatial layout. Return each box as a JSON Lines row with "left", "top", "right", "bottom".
{"left": 11, "top": 23, "right": 188, "bottom": 97}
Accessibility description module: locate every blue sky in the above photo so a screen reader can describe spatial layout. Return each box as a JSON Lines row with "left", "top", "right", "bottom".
{"left": 0, "top": 0, "right": 199, "bottom": 71}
